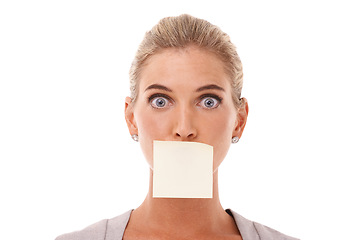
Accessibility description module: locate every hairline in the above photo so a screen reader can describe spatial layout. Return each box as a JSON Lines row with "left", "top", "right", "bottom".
{"left": 131, "top": 44, "right": 240, "bottom": 107}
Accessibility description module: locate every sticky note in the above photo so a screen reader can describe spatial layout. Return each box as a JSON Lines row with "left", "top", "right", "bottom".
{"left": 153, "top": 140, "right": 213, "bottom": 198}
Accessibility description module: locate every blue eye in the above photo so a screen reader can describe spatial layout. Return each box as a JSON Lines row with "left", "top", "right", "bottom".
{"left": 150, "top": 97, "right": 169, "bottom": 108}
{"left": 200, "top": 97, "right": 220, "bottom": 109}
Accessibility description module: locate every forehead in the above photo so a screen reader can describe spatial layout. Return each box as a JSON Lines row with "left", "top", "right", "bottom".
{"left": 138, "top": 46, "right": 231, "bottom": 91}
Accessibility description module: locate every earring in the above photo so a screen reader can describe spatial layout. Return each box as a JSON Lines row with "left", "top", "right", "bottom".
{"left": 231, "top": 136, "right": 239, "bottom": 144}
{"left": 131, "top": 134, "right": 139, "bottom": 142}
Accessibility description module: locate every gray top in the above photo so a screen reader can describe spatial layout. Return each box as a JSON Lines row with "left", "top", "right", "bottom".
{"left": 56, "top": 209, "right": 299, "bottom": 240}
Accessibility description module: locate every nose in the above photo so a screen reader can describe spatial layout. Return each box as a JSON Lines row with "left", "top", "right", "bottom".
{"left": 173, "top": 106, "right": 197, "bottom": 141}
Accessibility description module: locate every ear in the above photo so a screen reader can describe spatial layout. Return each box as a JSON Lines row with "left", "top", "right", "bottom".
{"left": 233, "top": 97, "right": 249, "bottom": 139}
{"left": 124, "top": 96, "right": 138, "bottom": 136}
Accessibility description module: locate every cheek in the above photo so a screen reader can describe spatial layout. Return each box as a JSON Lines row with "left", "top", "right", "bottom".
{"left": 208, "top": 110, "right": 236, "bottom": 171}
{"left": 137, "top": 110, "right": 170, "bottom": 139}
{"left": 135, "top": 110, "right": 171, "bottom": 168}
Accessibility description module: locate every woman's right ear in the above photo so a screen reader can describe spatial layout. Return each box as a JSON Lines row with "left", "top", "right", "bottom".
{"left": 124, "top": 97, "right": 138, "bottom": 135}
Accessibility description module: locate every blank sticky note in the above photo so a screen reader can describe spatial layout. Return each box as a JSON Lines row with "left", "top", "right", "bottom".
{"left": 153, "top": 140, "right": 213, "bottom": 198}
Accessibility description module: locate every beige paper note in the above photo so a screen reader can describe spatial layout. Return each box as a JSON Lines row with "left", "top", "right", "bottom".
{"left": 153, "top": 140, "right": 213, "bottom": 198}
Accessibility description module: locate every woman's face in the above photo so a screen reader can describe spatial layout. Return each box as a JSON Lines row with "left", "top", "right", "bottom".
{"left": 125, "top": 46, "right": 248, "bottom": 172}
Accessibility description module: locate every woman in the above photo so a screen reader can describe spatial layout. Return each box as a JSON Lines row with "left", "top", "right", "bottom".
{"left": 57, "top": 14, "right": 298, "bottom": 240}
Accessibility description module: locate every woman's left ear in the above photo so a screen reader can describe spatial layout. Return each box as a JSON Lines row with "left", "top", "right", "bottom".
{"left": 233, "top": 97, "right": 249, "bottom": 139}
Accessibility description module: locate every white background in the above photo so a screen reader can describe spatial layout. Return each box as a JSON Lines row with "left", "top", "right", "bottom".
{"left": 1, "top": 1, "right": 359, "bottom": 239}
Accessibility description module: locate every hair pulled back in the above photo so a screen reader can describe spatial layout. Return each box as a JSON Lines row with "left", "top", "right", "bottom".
{"left": 129, "top": 14, "right": 243, "bottom": 107}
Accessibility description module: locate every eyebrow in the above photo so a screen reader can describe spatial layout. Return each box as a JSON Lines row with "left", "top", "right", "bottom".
{"left": 145, "top": 84, "right": 173, "bottom": 92}
{"left": 196, "top": 84, "right": 225, "bottom": 92}
{"left": 144, "top": 83, "right": 225, "bottom": 92}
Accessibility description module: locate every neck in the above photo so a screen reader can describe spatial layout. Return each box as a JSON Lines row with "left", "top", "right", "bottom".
{"left": 130, "top": 169, "right": 237, "bottom": 236}
{"left": 146, "top": 168, "right": 222, "bottom": 212}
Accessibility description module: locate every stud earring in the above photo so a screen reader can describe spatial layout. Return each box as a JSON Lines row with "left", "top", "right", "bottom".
{"left": 231, "top": 136, "right": 239, "bottom": 144}
{"left": 131, "top": 134, "right": 139, "bottom": 142}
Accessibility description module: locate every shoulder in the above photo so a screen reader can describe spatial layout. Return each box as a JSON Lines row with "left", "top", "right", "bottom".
{"left": 55, "top": 219, "right": 108, "bottom": 240}
{"left": 226, "top": 209, "right": 299, "bottom": 240}
{"left": 252, "top": 222, "right": 299, "bottom": 240}
{"left": 55, "top": 210, "right": 132, "bottom": 240}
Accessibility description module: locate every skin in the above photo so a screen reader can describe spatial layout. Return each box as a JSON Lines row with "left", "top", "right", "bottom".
{"left": 124, "top": 45, "right": 248, "bottom": 239}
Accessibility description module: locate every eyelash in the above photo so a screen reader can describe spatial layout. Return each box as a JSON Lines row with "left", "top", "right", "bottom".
{"left": 148, "top": 94, "right": 172, "bottom": 109}
{"left": 148, "top": 93, "right": 223, "bottom": 109}
{"left": 199, "top": 94, "right": 222, "bottom": 103}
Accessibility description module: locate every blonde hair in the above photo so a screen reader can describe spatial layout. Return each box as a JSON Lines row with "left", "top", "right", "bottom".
{"left": 129, "top": 14, "right": 244, "bottom": 107}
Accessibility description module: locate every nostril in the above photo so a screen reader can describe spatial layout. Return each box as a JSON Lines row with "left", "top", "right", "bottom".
{"left": 175, "top": 132, "right": 195, "bottom": 139}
